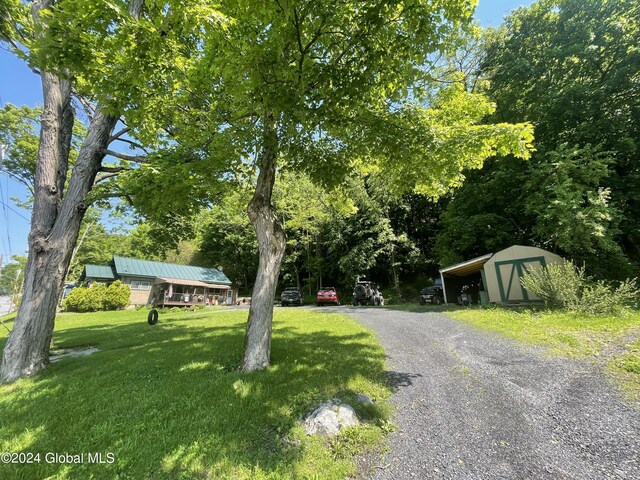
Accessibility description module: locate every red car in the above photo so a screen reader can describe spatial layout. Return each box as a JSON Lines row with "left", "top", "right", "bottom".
{"left": 316, "top": 287, "right": 340, "bottom": 306}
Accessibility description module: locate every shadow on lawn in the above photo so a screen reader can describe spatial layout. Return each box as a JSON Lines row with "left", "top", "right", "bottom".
{"left": 1, "top": 314, "right": 388, "bottom": 479}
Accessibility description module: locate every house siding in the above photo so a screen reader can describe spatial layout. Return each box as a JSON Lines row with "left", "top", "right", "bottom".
{"left": 121, "top": 276, "right": 154, "bottom": 305}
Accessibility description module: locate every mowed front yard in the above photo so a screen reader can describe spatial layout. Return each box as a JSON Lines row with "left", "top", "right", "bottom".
{"left": 448, "top": 307, "right": 640, "bottom": 401}
{"left": 0, "top": 308, "right": 391, "bottom": 479}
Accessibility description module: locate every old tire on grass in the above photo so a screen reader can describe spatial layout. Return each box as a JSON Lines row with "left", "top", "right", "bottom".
{"left": 147, "top": 309, "right": 159, "bottom": 325}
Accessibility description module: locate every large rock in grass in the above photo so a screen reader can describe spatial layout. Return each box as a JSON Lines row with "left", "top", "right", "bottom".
{"left": 303, "top": 399, "right": 359, "bottom": 436}
{"left": 355, "top": 393, "right": 374, "bottom": 406}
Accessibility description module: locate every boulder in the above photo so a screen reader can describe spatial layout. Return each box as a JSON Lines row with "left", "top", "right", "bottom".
{"left": 303, "top": 399, "right": 359, "bottom": 436}
{"left": 355, "top": 393, "right": 374, "bottom": 406}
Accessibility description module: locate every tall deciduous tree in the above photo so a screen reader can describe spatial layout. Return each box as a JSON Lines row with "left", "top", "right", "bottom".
{"left": 0, "top": 0, "right": 151, "bottom": 383}
{"left": 3, "top": 1, "right": 534, "bottom": 379}
{"left": 110, "top": 1, "right": 532, "bottom": 371}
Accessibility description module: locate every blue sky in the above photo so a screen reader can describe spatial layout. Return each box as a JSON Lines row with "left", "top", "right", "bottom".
{"left": 0, "top": 0, "right": 535, "bottom": 263}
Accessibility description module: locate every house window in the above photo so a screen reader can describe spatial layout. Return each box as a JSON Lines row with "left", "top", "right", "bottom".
{"left": 130, "top": 281, "right": 151, "bottom": 290}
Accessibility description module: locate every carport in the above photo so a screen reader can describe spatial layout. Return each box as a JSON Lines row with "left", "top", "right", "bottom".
{"left": 439, "top": 245, "right": 565, "bottom": 305}
{"left": 439, "top": 253, "right": 493, "bottom": 305}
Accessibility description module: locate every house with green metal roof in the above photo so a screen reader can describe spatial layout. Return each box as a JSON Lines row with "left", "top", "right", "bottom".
{"left": 81, "top": 256, "right": 236, "bottom": 307}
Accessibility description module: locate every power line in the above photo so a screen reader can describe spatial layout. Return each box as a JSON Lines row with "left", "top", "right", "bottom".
{"left": 0, "top": 199, "right": 30, "bottom": 222}
{"left": 0, "top": 181, "right": 12, "bottom": 256}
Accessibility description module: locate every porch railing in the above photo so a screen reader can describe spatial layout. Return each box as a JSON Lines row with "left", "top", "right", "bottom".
{"left": 161, "top": 293, "right": 207, "bottom": 304}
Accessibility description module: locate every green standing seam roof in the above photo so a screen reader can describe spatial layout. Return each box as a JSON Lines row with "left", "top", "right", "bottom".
{"left": 113, "top": 256, "right": 232, "bottom": 285}
{"left": 84, "top": 264, "right": 117, "bottom": 280}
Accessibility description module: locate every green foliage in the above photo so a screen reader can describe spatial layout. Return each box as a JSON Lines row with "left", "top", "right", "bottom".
{"left": 437, "top": 0, "right": 640, "bottom": 279}
{"left": 525, "top": 144, "right": 621, "bottom": 258}
{"left": 520, "top": 262, "right": 584, "bottom": 311}
{"left": 521, "top": 262, "right": 639, "bottom": 316}
{"left": 0, "top": 102, "right": 88, "bottom": 211}
{"left": 67, "top": 212, "right": 169, "bottom": 280}
{"left": 62, "top": 281, "right": 130, "bottom": 312}
{"left": 0, "top": 0, "right": 30, "bottom": 48}
{"left": 0, "top": 255, "right": 26, "bottom": 311}
{"left": 0, "top": 255, "right": 25, "bottom": 296}
{"left": 18, "top": 0, "right": 533, "bottom": 308}
{"left": 62, "top": 284, "right": 105, "bottom": 313}
{"left": 102, "top": 281, "right": 131, "bottom": 311}
{"left": 616, "top": 340, "right": 640, "bottom": 375}
{"left": 32, "top": 0, "right": 533, "bottom": 219}
{"left": 580, "top": 279, "right": 640, "bottom": 317}
{"left": 195, "top": 190, "right": 258, "bottom": 290}
{"left": 0, "top": 104, "right": 41, "bottom": 198}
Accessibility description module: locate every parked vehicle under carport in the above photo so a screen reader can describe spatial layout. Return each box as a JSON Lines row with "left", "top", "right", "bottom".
{"left": 419, "top": 286, "right": 444, "bottom": 305}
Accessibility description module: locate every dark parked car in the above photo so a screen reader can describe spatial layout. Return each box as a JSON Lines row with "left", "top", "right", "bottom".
{"left": 352, "top": 281, "right": 384, "bottom": 306}
{"left": 317, "top": 287, "right": 340, "bottom": 306}
{"left": 281, "top": 287, "right": 303, "bottom": 306}
{"left": 419, "top": 286, "right": 444, "bottom": 305}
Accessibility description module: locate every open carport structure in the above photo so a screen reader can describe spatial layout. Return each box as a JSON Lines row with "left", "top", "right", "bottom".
{"left": 439, "top": 245, "right": 564, "bottom": 305}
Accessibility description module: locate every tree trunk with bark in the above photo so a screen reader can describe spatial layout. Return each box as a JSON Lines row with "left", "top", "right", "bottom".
{"left": 0, "top": 106, "right": 117, "bottom": 383}
{"left": 0, "top": 0, "right": 140, "bottom": 384}
{"left": 241, "top": 121, "right": 286, "bottom": 372}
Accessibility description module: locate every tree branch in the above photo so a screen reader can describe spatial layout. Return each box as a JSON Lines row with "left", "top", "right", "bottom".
{"left": 110, "top": 136, "right": 148, "bottom": 151}
{"left": 103, "top": 149, "right": 148, "bottom": 163}
{"left": 74, "top": 94, "right": 95, "bottom": 121}
{"left": 94, "top": 172, "right": 123, "bottom": 184}
{"left": 110, "top": 126, "right": 131, "bottom": 141}
{"left": 98, "top": 165, "right": 130, "bottom": 173}
{"left": 129, "top": 0, "right": 145, "bottom": 20}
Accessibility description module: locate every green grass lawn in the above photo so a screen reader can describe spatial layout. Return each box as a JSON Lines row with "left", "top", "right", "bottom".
{"left": 448, "top": 307, "right": 640, "bottom": 401}
{"left": 0, "top": 308, "right": 391, "bottom": 479}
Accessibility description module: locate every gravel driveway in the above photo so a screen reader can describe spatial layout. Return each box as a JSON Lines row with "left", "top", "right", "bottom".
{"left": 342, "top": 307, "right": 639, "bottom": 480}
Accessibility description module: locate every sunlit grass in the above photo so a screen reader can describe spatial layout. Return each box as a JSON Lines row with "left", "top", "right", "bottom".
{"left": 0, "top": 308, "right": 390, "bottom": 479}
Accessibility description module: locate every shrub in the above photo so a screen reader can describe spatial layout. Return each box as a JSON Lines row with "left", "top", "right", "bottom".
{"left": 521, "top": 261, "right": 639, "bottom": 316}
{"left": 63, "top": 284, "right": 104, "bottom": 312}
{"left": 520, "top": 262, "right": 583, "bottom": 310}
{"left": 63, "top": 281, "right": 131, "bottom": 312}
{"left": 102, "top": 281, "right": 131, "bottom": 311}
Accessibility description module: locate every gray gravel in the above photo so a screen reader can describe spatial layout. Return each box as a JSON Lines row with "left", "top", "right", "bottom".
{"left": 341, "top": 307, "right": 639, "bottom": 480}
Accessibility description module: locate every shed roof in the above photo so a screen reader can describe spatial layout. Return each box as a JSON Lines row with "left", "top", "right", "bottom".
{"left": 113, "top": 256, "right": 231, "bottom": 285}
{"left": 439, "top": 253, "right": 493, "bottom": 277}
{"left": 84, "top": 264, "right": 116, "bottom": 280}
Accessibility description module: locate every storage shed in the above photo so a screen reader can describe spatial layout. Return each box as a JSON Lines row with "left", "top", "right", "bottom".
{"left": 439, "top": 245, "right": 564, "bottom": 305}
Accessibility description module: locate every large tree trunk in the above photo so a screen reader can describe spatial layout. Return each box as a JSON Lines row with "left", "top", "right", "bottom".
{"left": 241, "top": 121, "right": 286, "bottom": 372}
{"left": 0, "top": 106, "right": 117, "bottom": 383}
{"left": 0, "top": 0, "right": 138, "bottom": 384}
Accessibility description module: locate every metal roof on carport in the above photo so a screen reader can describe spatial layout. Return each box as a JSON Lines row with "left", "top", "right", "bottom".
{"left": 439, "top": 253, "right": 493, "bottom": 277}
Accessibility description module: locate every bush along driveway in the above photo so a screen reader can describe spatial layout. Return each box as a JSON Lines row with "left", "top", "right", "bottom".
{"left": 346, "top": 307, "right": 639, "bottom": 480}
